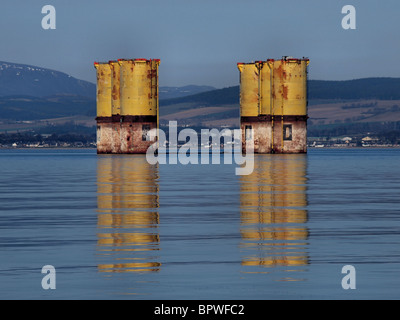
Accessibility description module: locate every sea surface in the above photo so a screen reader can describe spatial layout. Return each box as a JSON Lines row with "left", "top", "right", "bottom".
{"left": 0, "top": 148, "right": 399, "bottom": 300}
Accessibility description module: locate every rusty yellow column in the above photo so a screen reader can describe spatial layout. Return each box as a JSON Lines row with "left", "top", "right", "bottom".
{"left": 118, "top": 59, "right": 160, "bottom": 154}
{"left": 109, "top": 60, "right": 122, "bottom": 154}
{"left": 151, "top": 59, "right": 161, "bottom": 145}
{"left": 237, "top": 62, "right": 272, "bottom": 153}
{"left": 94, "top": 62, "right": 112, "bottom": 154}
{"left": 272, "top": 57, "right": 309, "bottom": 153}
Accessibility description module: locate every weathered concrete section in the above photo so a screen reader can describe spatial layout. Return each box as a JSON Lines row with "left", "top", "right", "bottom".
{"left": 96, "top": 116, "right": 157, "bottom": 154}
{"left": 240, "top": 116, "right": 272, "bottom": 154}
{"left": 119, "top": 116, "right": 157, "bottom": 154}
{"left": 241, "top": 115, "right": 307, "bottom": 154}
{"left": 111, "top": 120, "right": 122, "bottom": 154}
{"left": 272, "top": 117, "right": 307, "bottom": 154}
{"left": 96, "top": 117, "right": 113, "bottom": 154}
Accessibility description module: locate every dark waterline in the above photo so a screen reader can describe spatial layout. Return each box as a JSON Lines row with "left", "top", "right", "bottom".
{"left": 0, "top": 148, "right": 399, "bottom": 299}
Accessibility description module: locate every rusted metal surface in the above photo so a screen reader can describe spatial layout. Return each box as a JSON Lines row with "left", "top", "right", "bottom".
{"left": 237, "top": 63, "right": 259, "bottom": 117}
{"left": 238, "top": 58, "right": 309, "bottom": 118}
{"left": 120, "top": 115, "right": 157, "bottom": 123}
{"left": 94, "top": 62, "right": 112, "bottom": 118}
{"left": 238, "top": 57, "right": 309, "bottom": 154}
{"left": 96, "top": 116, "right": 113, "bottom": 123}
{"left": 109, "top": 61, "right": 121, "bottom": 116}
{"left": 95, "top": 59, "right": 160, "bottom": 154}
{"left": 118, "top": 59, "right": 158, "bottom": 117}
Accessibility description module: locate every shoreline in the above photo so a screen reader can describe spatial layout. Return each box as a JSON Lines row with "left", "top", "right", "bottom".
{"left": 1, "top": 146, "right": 400, "bottom": 151}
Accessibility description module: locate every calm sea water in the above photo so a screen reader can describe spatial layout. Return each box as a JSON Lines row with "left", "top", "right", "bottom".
{"left": 0, "top": 148, "right": 400, "bottom": 300}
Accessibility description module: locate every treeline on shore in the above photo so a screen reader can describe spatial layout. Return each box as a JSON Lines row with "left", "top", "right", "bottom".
{"left": 0, "top": 132, "right": 96, "bottom": 146}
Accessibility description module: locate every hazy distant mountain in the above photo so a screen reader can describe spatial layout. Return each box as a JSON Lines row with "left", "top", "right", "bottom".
{"left": 0, "top": 61, "right": 96, "bottom": 98}
{"left": 0, "top": 61, "right": 215, "bottom": 100}
{"left": 161, "top": 77, "right": 400, "bottom": 108}
{"left": 0, "top": 61, "right": 217, "bottom": 121}
{"left": 159, "top": 85, "right": 216, "bottom": 100}
{"left": 1, "top": 60, "right": 400, "bottom": 129}
{"left": 0, "top": 95, "right": 95, "bottom": 120}
{"left": 159, "top": 78, "right": 400, "bottom": 127}
{"left": 309, "top": 78, "right": 400, "bottom": 100}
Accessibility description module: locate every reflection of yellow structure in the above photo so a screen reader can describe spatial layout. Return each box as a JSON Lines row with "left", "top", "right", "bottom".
{"left": 240, "top": 155, "right": 309, "bottom": 276}
{"left": 96, "top": 155, "right": 160, "bottom": 273}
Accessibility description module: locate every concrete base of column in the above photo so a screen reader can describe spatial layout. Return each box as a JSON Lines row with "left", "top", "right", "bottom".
{"left": 241, "top": 115, "right": 307, "bottom": 154}
{"left": 96, "top": 116, "right": 157, "bottom": 154}
{"left": 96, "top": 117, "right": 113, "bottom": 154}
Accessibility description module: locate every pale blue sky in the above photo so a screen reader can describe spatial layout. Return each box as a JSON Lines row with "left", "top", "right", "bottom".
{"left": 0, "top": 0, "right": 398, "bottom": 87}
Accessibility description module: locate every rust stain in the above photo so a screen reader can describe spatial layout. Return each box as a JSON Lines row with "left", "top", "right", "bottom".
{"left": 282, "top": 85, "right": 289, "bottom": 100}
{"left": 112, "top": 85, "right": 119, "bottom": 100}
{"left": 275, "top": 64, "right": 286, "bottom": 80}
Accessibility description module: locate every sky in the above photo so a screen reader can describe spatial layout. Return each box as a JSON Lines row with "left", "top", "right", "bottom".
{"left": 0, "top": 0, "right": 399, "bottom": 88}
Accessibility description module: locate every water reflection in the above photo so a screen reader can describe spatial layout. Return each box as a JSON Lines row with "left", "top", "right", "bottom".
{"left": 240, "top": 155, "right": 309, "bottom": 279}
{"left": 96, "top": 155, "right": 160, "bottom": 273}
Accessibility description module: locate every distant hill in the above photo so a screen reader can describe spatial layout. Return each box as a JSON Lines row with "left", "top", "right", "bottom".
{"left": 0, "top": 61, "right": 217, "bottom": 121}
{"left": 0, "top": 61, "right": 215, "bottom": 100}
{"left": 1, "top": 60, "right": 400, "bottom": 134}
{"left": 159, "top": 78, "right": 400, "bottom": 127}
{"left": 159, "top": 85, "right": 216, "bottom": 100}
{"left": 0, "top": 61, "right": 96, "bottom": 98}
{"left": 160, "top": 77, "right": 400, "bottom": 108}
{"left": 0, "top": 95, "right": 95, "bottom": 120}
{"left": 160, "top": 86, "right": 238, "bottom": 107}
{"left": 309, "top": 78, "right": 400, "bottom": 100}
